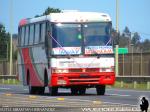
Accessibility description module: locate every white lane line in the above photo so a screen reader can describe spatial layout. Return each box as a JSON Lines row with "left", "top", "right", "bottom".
{"left": 107, "top": 88, "right": 150, "bottom": 93}
{"left": 0, "top": 87, "right": 10, "bottom": 90}
{"left": 103, "top": 101, "right": 137, "bottom": 107}
{"left": 59, "top": 97, "right": 138, "bottom": 107}
{"left": 107, "top": 93, "right": 130, "bottom": 97}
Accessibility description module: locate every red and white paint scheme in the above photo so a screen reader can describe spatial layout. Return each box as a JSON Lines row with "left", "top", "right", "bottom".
{"left": 18, "top": 11, "right": 115, "bottom": 95}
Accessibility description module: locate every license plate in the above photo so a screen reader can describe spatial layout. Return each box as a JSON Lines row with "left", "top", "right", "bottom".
{"left": 80, "top": 74, "right": 89, "bottom": 78}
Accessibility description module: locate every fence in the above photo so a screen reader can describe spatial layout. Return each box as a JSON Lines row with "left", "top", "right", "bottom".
{"left": 119, "top": 53, "right": 150, "bottom": 76}
{"left": 0, "top": 61, "right": 17, "bottom": 76}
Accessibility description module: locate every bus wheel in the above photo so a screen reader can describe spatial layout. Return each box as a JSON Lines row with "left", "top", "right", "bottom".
{"left": 78, "top": 88, "right": 86, "bottom": 95}
{"left": 29, "top": 86, "right": 36, "bottom": 94}
{"left": 96, "top": 85, "right": 106, "bottom": 95}
{"left": 37, "top": 87, "right": 45, "bottom": 95}
{"left": 71, "top": 87, "right": 78, "bottom": 95}
{"left": 49, "top": 87, "right": 58, "bottom": 96}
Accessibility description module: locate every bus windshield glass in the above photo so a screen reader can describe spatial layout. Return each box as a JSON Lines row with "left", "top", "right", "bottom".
{"left": 51, "top": 22, "right": 112, "bottom": 55}
{"left": 83, "top": 23, "right": 111, "bottom": 46}
{"left": 52, "top": 23, "right": 82, "bottom": 55}
{"left": 83, "top": 23, "right": 113, "bottom": 55}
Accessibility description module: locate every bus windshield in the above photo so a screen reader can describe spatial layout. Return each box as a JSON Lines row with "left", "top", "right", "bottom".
{"left": 83, "top": 23, "right": 112, "bottom": 55}
{"left": 83, "top": 23, "right": 111, "bottom": 46}
{"left": 52, "top": 23, "right": 82, "bottom": 55}
{"left": 51, "top": 22, "right": 112, "bottom": 55}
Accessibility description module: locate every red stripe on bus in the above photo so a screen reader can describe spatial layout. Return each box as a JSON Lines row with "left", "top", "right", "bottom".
{"left": 19, "top": 19, "right": 27, "bottom": 26}
{"left": 22, "top": 48, "right": 43, "bottom": 86}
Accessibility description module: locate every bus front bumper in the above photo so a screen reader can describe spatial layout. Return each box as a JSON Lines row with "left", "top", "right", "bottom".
{"left": 49, "top": 72, "right": 115, "bottom": 87}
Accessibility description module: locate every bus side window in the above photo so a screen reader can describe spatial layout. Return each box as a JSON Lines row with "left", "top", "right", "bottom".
{"left": 34, "top": 24, "right": 40, "bottom": 44}
{"left": 18, "top": 28, "right": 22, "bottom": 46}
{"left": 25, "top": 26, "right": 29, "bottom": 46}
{"left": 29, "top": 24, "right": 34, "bottom": 45}
{"left": 40, "top": 23, "right": 46, "bottom": 42}
{"left": 21, "top": 27, "right": 25, "bottom": 46}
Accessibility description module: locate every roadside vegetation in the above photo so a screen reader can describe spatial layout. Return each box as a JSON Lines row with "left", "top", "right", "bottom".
{"left": 108, "top": 81, "right": 150, "bottom": 90}
{"left": 0, "top": 79, "right": 20, "bottom": 85}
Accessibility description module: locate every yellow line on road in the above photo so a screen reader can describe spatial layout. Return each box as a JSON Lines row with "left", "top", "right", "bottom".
{"left": 5, "top": 93, "right": 12, "bottom": 96}
{"left": 57, "top": 97, "right": 65, "bottom": 101}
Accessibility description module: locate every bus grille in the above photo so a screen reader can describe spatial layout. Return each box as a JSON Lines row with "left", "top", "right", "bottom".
{"left": 68, "top": 76, "right": 100, "bottom": 84}
{"left": 69, "top": 68, "right": 99, "bottom": 73}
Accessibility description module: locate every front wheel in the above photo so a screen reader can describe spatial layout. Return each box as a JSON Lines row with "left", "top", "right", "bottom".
{"left": 78, "top": 88, "right": 86, "bottom": 95}
{"left": 49, "top": 87, "right": 58, "bottom": 96}
{"left": 29, "top": 86, "right": 37, "bottom": 94}
{"left": 71, "top": 88, "right": 78, "bottom": 95}
{"left": 29, "top": 86, "right": 45, "bottom": 95}
{"left": 96, "top": 85, "right": 106, "bottom": 95}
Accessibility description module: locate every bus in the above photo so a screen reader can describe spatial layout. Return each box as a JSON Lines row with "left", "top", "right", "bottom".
{"left": 18, "top": 11, "right": 115, "bottom": 95}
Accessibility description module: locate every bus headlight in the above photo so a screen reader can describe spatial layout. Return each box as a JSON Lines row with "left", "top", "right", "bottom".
{"left": 52, "top": 69, "right": 69, "bottom": 73}
{"left": 99, "top": 67, "right": 114, "bottom": 72}
{"left": 57, "top": 79, "right": 67, "bottom": 85}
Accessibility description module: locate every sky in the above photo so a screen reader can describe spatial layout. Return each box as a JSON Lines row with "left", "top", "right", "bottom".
{"left": 0, "top": 0, "right": 150, "bottom": 41}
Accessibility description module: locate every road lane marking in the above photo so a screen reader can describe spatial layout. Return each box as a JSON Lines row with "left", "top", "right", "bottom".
{"left": 29, "top": 95, "right": 37, "bottom": 99}
{"left": 93, "top": 101, "right": 102, "bottom": 104}
{"left": 103, "top": 101, "right": 137, "bottom": 107}
{"left": 107, "top": 88, "right": 150, "bottom": 93}
{"left": 107, "top": 93, "right": 130, "bottom": 97}
{"left": 5, "top": 93, "right": 12, "bottom": 96}
{"left": 0, "top": 87, "right": 10, "bottom": 90}
{"left": 57, "top": 97, "right": 65, "bottom": 101}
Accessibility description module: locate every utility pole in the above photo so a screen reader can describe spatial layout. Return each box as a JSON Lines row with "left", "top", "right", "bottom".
{"left": 9, "top": 0, "right": 13, "bottom": 82}
{"left": 115, "top": 0, "right": 119, "bottom": 76}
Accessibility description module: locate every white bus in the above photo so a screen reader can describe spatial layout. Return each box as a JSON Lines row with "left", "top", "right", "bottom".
{"left": 18, "top": 11, "right": 115, "bottom": 95}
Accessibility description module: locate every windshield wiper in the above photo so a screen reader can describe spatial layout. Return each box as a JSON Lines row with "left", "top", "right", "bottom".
{"left": 48, "top": 32, "right": 71, "bottom": 58}
{"left": 48, "top": 32, "right": 83, "bottom": 68}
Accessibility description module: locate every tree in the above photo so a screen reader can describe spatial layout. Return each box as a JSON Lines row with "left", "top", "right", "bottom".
{"left": 122, "top": 26, "right": 131, "bottom": 38}
{"left": 0, "top": 23, "right": 10, "bottom": 60}
{"left": 0, "top": 24, "right": 10, "bottom": 44}
{"left": 141, "top": 39, "right": 150, "bottom": 52}
{"left": 42, "top": 7, "right": 61, "bottom": 16}
{"left": 111, "top": 28, "right": 120, "bottom": 46}
{"left": 119, "top": 26, "right": 131, "bottom": 48}
{"left": 35, "top": 7, "right": 61, "bottom": 17}
{"left": 131, "top": 32, "right": 141, "bottom": 45}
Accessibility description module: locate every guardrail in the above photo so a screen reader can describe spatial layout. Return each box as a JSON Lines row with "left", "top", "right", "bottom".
{"left": 116, "top": 76, "right": 150, "bottom": 81}
{"left": 116, "top": 76, "right": 150, "bottom": 90}
{"left": 0, "top": 75, "right": 17, "bottom": 80}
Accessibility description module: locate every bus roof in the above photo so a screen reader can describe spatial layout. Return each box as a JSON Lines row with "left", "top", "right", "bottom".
{"left": 19, "top": 12, "right": 111, "bottom": 26}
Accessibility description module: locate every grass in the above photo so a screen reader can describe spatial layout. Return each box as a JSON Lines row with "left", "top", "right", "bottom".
{"left": 108, "top": 81, "right": 150, "bottom": 90}
{"left": 0, "top": 79, "right": 20, "bottom": 85}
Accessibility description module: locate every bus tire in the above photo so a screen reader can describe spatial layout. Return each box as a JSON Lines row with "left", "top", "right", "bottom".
{"left": 37, "top": 87, "right": 45, "bottom": 95}
{"left": 44, "top": 69, "right": 48, "bottom": 86}
{"left": 29, "top": 86, "right": 36, "bottom": 94}
{"left": 96, "top": 85, "right": 106, "bottom": 95}
{"left": 78, "top": 88, "right": 86, "bottom": 95}
{"left": 71, "top": 87, "right": 78, "bottom": 95}
{"left": 49, "top": 87, "right": 58, "bottom": 96}
{"left": 27, "top": 71, "right": 35, "bottom": 94}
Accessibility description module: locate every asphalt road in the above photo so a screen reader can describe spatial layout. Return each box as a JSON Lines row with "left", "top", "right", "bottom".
{"left": 0, "top": 84, "right": 150, "bottom": 112}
